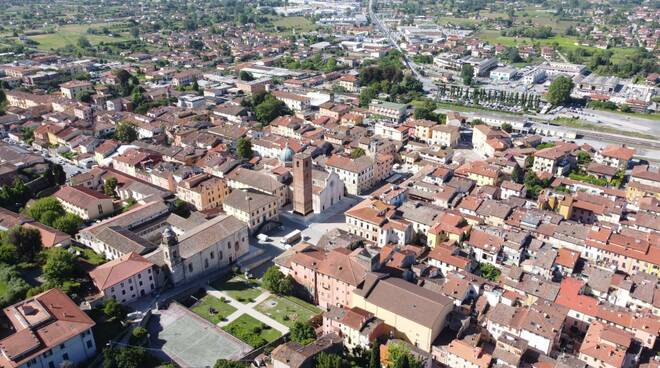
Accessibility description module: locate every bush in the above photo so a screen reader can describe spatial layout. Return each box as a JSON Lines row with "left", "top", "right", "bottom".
{"left": 0, "top": 264, "right": 30, "bottom": 308}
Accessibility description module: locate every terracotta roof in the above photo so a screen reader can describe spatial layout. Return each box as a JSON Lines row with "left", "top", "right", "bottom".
{"left": 89, "top": 252, "right": 153, "bottom": 290}
{"left": 0, "top": 289, "right": 95, "bottom": 367}
{"left": 54, "top": 185, "right": 112, "bottom": 208}
{"left": 600, "top": 144, "right": 635, "bottom": 161}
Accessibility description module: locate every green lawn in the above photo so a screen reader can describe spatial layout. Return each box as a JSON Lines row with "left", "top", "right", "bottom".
{"left": 270, "top": 16, "right": 316, "bottom": 32}
{"left": 222, "top": 314, "right": 281, "bottom": 348}
{"left": 26, "top": 22, "right": 129, "bottom": 50}
{"left": 190, "top": 295, "right": 237, "bottom": 324}
{"left": 476, "top": 30, "right": 579, "bottom": 49}
{"left": 255, "top": 295, "right": 321, "bottom": 328}
{"left": 73, "top": 246, "right": 106, "bottom": 266}
{"left": 0, "top": 281, "right": 8, "bottom": 301}
{"left": 210, "top": 275, "right": 263, "bottom": 304}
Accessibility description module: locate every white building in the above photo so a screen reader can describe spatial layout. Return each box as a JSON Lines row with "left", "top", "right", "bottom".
{"left": 89, "top": 252, "right": 157, "bottom": 304}
{"left": 0, "top": 289, "right": 97, "bottom": 368}
{"left": 312, "top": 170, "right": 344, "bottom": 214}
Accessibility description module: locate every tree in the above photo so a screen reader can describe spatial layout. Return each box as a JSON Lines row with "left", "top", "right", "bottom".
{"left": 239, "top": 70, "right": 254, "bottom": 81}
{"left": 290, "top": 321, "right": 316, "bottom": 345}
{"left": 255, "top": 94, "right": 290, "bottom": 125}
{"left": 0, "top": 264, "right": 30, "bottom": 307}
{"left": 262, "top": 266, "right": 292, "bottom": 295}
{"left": 547, "top": 76, "right": 574, "bottom": 106}
{"left": 214, "top": 360, "right": 247, "bottom": 368}
{"left": 350, "top": 147, "right": 366, "bottom": 159}
{"left": 501, "top": 122, "right": 513, "bottom": 133}
{"left": 461, "top": 64, "right": 474, "bottom": 85}
{"left": 3, "top": 226, "right": 42, "bottom": 263}
{"left": 577, "top": 151, "right": 591, "bottom": 165}
{"left": 413, "top": 99, "right": 440, "bottom": 122}
{"left": 388, "top": 343, "right": 422, "bottom": 368}
{"left": 103, "top": 299, "right": 125, "bottom": 321}
{"left": 129, "top": 326, "right": 148, "bottom": 345}
{"left": 511, "top": 165, "right": 524, "bottom": 184}
{"left": 53, "top": 213, "right": 83, "bottom": 235}
{"left": 315, "top": 352, "right": 350, "bottom": 368}
{"left": 369, "top": 342, "right": 381, "bottom": 368}
{"left": 42, "top": 248, "right": 77, "bottom": 286}
{"left": 27, "top": 197, "right": 63, "bottom": 223}
{"left": 114, "top": 122, "right": 138, "bottom": 143}
{"left": 172, "top": 199, "right": 191, "bottom": 218}
{"left": 479, "top": 263, "right": 501, "bottom": 281}
{"left": 236, "top": 137, "right": 253, "bottom": 159}
{"left": 103, "top": 347, "right": 148, "bottom": 368}
{"left": 77, "top": 36, "right": 92, "bottom": 48}
{"left": 104, "top": 177, "right": 118, "bottom": 197}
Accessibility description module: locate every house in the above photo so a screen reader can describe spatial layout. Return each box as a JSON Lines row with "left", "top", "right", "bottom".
{"left": 427, "top": 243, "right": 475, "bottom": 276}
{"left": 466, "top": 229, "right": 503, "bottom": 266}
{"left": 437, "top": 339, "right": 492, "bottom": 368}
{"left": 472, "top": 125, "right": 510, "bottom": 157}
{"left": 594, "top": 144, "right": 635, "bottom": 170}
{"left": 578, "top": 322, "right": 635, "bottom": 368}
{"left": 60, "top": 80, "right": 94, "bottom": 99}
{"left": 369, "top": 100, "right": 407, "bottom": 122}
{"left": 431, "top": 124, "right": 460, "bottom": 148}
{"left": 345, "top": 199, "right": 412, "bottom": 247}
{"left": 325, "top": 154, "right": 375, "bottom": 195}
{"left": 226, "top": 167, "right": 288, "bottom": 207}
{"left": 89, "top": 252, "right": 157, "bottom": 304}
{"left": 271, "top": 333, "right": 343, "bottom": 368}
{"left": 175, "top": 173, "right": 228, "bottom": 211}
{"left": 532, "top": 142, "right": 578, "bottom": 176}
{"left": 337, "top": 74, "right": 360, "bottom": 92}
{"left": 0, "top": 289, "right": 97, "bottom": 368}
{"left": 323, "top": 306, "right": 387, "bottom": 349}
{"left": 350, "top": 273, "right": 453, "bottom": 352}
{"left": 53, "top": 185, "right": 115, "bottom": 220}
{"left": 272, "top": 91, "right": 311, "bottom": 112}
{"left": 222, "top": 189, "right": 278, "bottom": 231}
{"left": 500, "top": 180, "right": 526, "bottom": 199}
{"left": 375, "top": 121, "right": 409, "bottom": 142}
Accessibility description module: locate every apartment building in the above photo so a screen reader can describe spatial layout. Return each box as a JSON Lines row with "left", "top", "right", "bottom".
{"left": 53, "top": 185, "right": 114, "bottom": 220}
{"left": 0, "top": 289, "right": 97, "bottom": 368}
{"left": 223, "top": 189, "right": 278, "bottom": 231}
{"left": 272, "top": 90, "right": 311, "bottom": 112}
{"left": 89, "top": 252, "right": 157, "bottom": 304}
{"left": 176, "top": 173, "right": 229, "bottom": 211}
{"left": 325, "top": 154, "right": 375, "bottom": 195}
{"left": 369, "top": 100, "right": 407, "bottom": 122}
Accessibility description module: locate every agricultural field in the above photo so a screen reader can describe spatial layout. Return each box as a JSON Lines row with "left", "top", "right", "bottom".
{"left": 26, "top": 22, "right": 130, "bottom": 51}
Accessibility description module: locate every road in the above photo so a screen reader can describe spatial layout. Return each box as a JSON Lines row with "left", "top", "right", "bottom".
{"left": 2, "top": 138, "right": 86, "bottom": 179}
{"left": 368, "top": 0, "right": 436, "bottom": 93}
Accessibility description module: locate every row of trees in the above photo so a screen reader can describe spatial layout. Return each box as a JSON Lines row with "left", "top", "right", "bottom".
{"left": 437, "top": 84, "right": 543, "bottom": 110}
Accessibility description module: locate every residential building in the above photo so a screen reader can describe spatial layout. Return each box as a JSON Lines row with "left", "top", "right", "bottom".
{"left": 351, "top": 274, "right": 453, "bottom": 352}
{"left": 60, "top": 80, "right": 93, "bottom": 99}
{"left": 325, "top": 154, "right": 375, "bottom": 195}
{"left": 53, "top": 185, "right": 114, "bottom": 220}
{"left": 176, "top": 173, "right": 228, "bottom": 211}
{"left": 272, "top": 91, "right": 311, "bottom": 112}
{"left": 369, "top": 100, "right": 407, "bottom": 122}
{"left": 323, "top": 306, "right": 387, "bottom": 349}
{"left": 0, "top": 289, "right": 97, "bottom": 368}
{"left": 594, "top": 144, "right": 635, "bottom": 169}
{"left": 223, "top": 189, "right": 278, "bottom": 231}
{"left": 89, "top": 252, "right": 157, "bottom": 304}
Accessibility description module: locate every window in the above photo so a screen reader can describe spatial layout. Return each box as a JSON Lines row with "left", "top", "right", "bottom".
{"left": 87, "top": 340, "right": 94, "bottom": 348}
{"left": 188, "top": 264, "right": 193, "bottom": 273}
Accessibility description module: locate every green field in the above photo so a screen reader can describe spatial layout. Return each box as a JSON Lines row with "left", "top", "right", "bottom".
{"left": 190, "top": 295, "right": 237, "bottom": 324}
{"left": 210, "top": 275, "right": 263, "bottom": 304}
{"left": 26, "top": 22, "right": 129, "bottom": 50}
{"left": 0, "top": 281, "right": 7, "bottom": 301}
{"left": 476, "top": 30, "right": 579, "bottom": 48}
{"left": 270, "top": 16, "right": 316, "bottom": 32}
{"left": 222, "top": 314, "right": 281, "bottom": 347}
{"left": 255, "top": 295, "right": 320, "bottom": 328}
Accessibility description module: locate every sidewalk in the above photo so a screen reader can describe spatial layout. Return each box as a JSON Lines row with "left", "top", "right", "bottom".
{"left": 205, "top": 285, "right": 290, "bottom": 334}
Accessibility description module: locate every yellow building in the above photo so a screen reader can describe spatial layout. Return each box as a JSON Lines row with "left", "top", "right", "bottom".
{"left": 175, "top": 173, "right": 229, "bottom": 211}
{"left": 350, "top": 274, "right": 453, "bottom": 352}
{"left": 222, "top": 188, "right": 278, "bottom": 231}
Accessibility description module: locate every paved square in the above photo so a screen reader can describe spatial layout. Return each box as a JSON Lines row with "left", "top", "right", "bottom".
{"left": 149, "top": 303, "right": 252, "bottom": 368}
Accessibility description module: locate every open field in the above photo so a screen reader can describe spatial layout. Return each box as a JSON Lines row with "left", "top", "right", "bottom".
{"left": 190, "top": 294, "right": 237, "bottom": 324}
{"left": 270, "top": 16, "right": 316, "bottom": 32}
{"left": 222, "top": 313, "right": 282, "bottom": 347}
{"left": 25, "top": 22, "right": 129, "bottom": 50}
{"left": 211, "top": 275, "right": 263, "bottom": 303}
{"left": 255, "top": 295, "right": 321, "bottom": 328}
